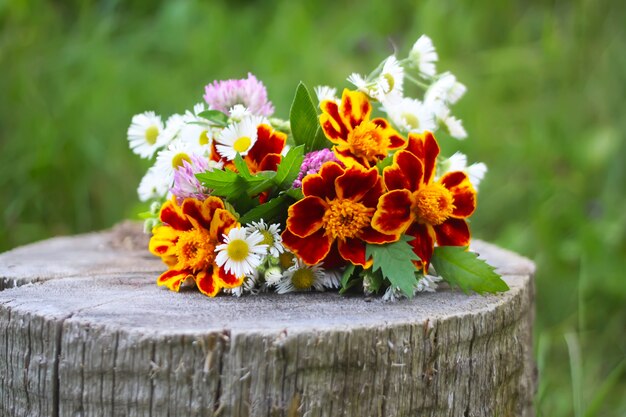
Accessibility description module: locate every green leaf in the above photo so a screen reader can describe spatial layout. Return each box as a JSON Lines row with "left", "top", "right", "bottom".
{"left": 431, "top": 246, "right": 509, "bottom": 294}
{"left": 273, "top": 145, "right": 304, "bottom": 189}
{"left": 360, "top": 268, "right": 385, "bottom": 293}
{"left": 238, "top": 195, "right": 290, "bottom": 225}
{"left": 196, "top": 169, "right": 243, "bottom": 195}
{"left": 289, "top": 82, "right": 331, "bottom": 153}
{"left": 340, "top": 264, "right": 356, "bottom": 291}
{"left": 197, "top": 110, "right": 229, "bottom": 126}
{"left": 365, "top": 236, "right": 420, "bottom": 298}
{"left": 284, "top": 187, "right": 304, "bottom": 200}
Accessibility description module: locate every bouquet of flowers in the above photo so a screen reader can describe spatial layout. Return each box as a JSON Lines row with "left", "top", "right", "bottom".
{"left": 127, "top": 35, "right": 508, "bottom": 300}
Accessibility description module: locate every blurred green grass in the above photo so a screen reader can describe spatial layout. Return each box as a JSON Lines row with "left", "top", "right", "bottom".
{"left": 1, "top": 0, "right": 624, "bottom": 415}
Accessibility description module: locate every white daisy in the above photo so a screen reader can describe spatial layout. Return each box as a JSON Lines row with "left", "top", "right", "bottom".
{"left": 408, "top": 35, "right": 439, "bottom": 77}
{"left": 314, "top": 85, "right": 339, "bottom": 104}
{"left": 228, "top": 104, "right": 252, "bottom": 122}
{"left": 438, "top": 152, "right": 488, "bottom": 190}
{"left": 127, "top": 111, "right": 165, "bottom": 159}
{"left": 214, "top": 116, "right": 262, "bottom": 160}
{"left": 159, "top": 113, "right": 186, "bottom": 145}
{"left": 264, "top": 266, "right": 284, "bottom": 286}
{"left": 178, "top": 105, "right": 214, "bottom": 150}
{"left": 275, "top": 258, "right": 327, "bottom": 293}
{"left": 153, "top": 142, "right": 206, "bottom": 190}
{"left": 215, "top": 227, "right": 268, "bottom": 278}
{"left": 434, "top": 105, "right": 467, "bottom": 139}
{"left": 347, "top": 55, "right": 404, "bottom": 104}
{"left": 228, "top": 270, "right": 260, "bottom": 297}
{"left": 383, "top": 97, "right": 436, "bottom": 133}
{"left": 425, "top": 72, "right": 467, "bottom": 105}
{"left": 137, "top": 165, "right": 170, "bottom": 202}
{"left": 245, "top": 220, "right": 284, "bottom": 257}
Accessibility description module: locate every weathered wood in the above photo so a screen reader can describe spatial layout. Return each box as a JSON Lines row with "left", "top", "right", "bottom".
{"left": 0, "top": 223, "right": 536, "bottom": 417}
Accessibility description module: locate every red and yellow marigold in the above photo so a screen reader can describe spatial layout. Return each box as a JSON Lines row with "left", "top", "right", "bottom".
{"left": 319, "top": 89, "right": 405, "bottom": 169}
{"left": 371, "top": 131, "right": 477, "bottom": 270}
{"left": 149, "top": 196, "right": 242, "bottom": 297}
{"left": 282, "top": 161, "right": 398, "bottom": 267}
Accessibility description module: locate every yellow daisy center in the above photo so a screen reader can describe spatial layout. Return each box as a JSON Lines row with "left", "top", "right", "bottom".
{"left": 226, "top": 239, "right": 250, "bottom": 262}
{"left": 145, "top": 125, "right": 159, "bottom": 145}
{"left": 323, "top": 199, "right": 373, "bottom": 240}
{"left": 260, "top": 230, "right": 275, "bottom": 246}
{"left": 347, "top": 121, "right": 386, "bottom": 162}
{"left": 402, "top": 113, "right": 420, "bottom": 130}
{"left": 171, "top": 152, "right": 191, "bottom": 169}
{"left": 291, "top": 268, "right": 315, "bottom": 290}
{"left": 199, "top": 130, "right": 210, "bottom": 145}
{"left": 233, "top": 136, "right": 252, "bottom": 153}
{"left": 174, "top": 229, "right": 214, "bottom": 271}
{"left": 279, "top": 252, "right": 295, "bottom": 269}
{"left": 414, "top": 182, "right": 455, "bottom": 226}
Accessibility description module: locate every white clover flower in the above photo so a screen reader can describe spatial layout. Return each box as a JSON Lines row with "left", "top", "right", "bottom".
{"left": 408, "top": 35, "right": 438, "bottom": 78}
{"left": 383, "top": 97, "right": 436, "bottom": 134}
{"left": 127, "top": 111, "right": 166, "bottom": 159}
{"left": 425, "top": 72, "right": 467, "bottom": 105}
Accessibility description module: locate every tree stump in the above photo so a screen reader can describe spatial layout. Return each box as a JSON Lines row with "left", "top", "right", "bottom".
{"left": 0, "top": 222, "right": 536, "bottom": 417}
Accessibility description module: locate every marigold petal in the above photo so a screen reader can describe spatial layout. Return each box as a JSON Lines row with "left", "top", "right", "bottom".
{"left": 157, "top": 269, "right": 190, "bottom": 292}
{"left": 246, "top": 124, "right": 286, "bottom": 169}
{"left": 320, "top": 100, "right": 349, "bottom": 143}
{"left": 302, "top": 161, "right": 344, "bottom": 199}
{"left": 434, "top": 218, "right": 471, "bottom": 247}
{"left": 340, "top": 89, "right": 371, "bottom": 130}
{"left": 160, "top": 198, "right": 191, "bottom": 231}
{"left": 338, "top": 238, "right": 372, "bottom": 268}
{"left": 149, "top": 226, "right": 178, "bottom": 257}
{"left": 214, "top": 266, "right": 244, "bottom": 289}
{"left": 385, "top": 151, "right": 423, "bottom": 192}
{"left": 359, "top": 225, "right": 399, "bottom": 244}
{"left": 440, "top": 172, "right": 477, "bottom": 218}
{"left": 209, "top": 208, "right": 238, "bottom": 241}
{"left": 334, "top": 145, "right": 369, "bottom": 169}
{"left": 196, "top": 270, "right": 220, "bottom": 297}
{"left": 286, "top": 196, "right": 326, "bottom": 238}
{"left": 182, "top": 198, "right": 212, "bottom": 230}
{"left": 257, "top": 153, "right": 282, "bottom": 172}
{"left": 336, "top": 165, "right": 379, "bottom": 202}
{"left": 371, "top": 190, "right": 414, "bottom": 235}
{"left": 372, "top": 118, "right": 406, "bottom": 149}
{"left": 406, "top": 222, "right": 436, "bottom": 271}
{"left": 405, "top": 131, "right": 440, "bottom": 184}
{"left": 360, "top": 175, "right": 385, "bottom": 208}
{"left": 282, "top": 228, "right": 332, "bottom": 265}
{"left": 320, "top": 242, "right": 347, "bottom": 269}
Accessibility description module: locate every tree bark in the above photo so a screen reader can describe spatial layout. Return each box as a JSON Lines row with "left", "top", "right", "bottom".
{"left": 0, "top": 223, "right": 536, "bottom": 417}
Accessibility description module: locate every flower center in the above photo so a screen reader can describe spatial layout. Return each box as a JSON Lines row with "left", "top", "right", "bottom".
{"left": 414, "top": 182, "right": 455, "bottom": 225}
{"left": 171, "top": 152, "right": 191, "bottom": 169}
{"left": 279, "top": 252, "right": 295, "bottom": 269}
{"left": 347, "top": 121, "right": 386, "bottom": 162}
{"left": 199, "top": 130, "right": 210, "bottom": 146}
{"left": 174, "top": 229, "right": 214, "bottom": 271}
{"left": 291, "top": 268, "right": 315, "bottom": 290}
{"left": 323, "top": 199, "right": 373, "bottom": 240}
{"left": 145, "top": 125, "right": 159, "bottom": 145}
{"left": 402, "top": 112, "right": 420, "bottom": 130}
{"left": 260, "top": 230, "right": 275, "bottom": 247}
{"left": 233, "top": 136, "right": 252, "bottom": 153}
{"left": 383, "top": 73, "right": 395, "bottom": 94}
{"left": 226, "top": 239, "right": 250, "bottom": 261}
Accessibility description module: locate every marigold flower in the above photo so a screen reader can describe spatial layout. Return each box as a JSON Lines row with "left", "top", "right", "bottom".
{"left": 371, "top": 131, "right": 477, "bottom": 270}
{"left": 149, "top": 196, "right": 242, "bottom": 297}
{"left": 282, "top": 162, "right": 398, "bottom": 267}
{"left": 319, "top": 89, "right": 405, "bottom": 169}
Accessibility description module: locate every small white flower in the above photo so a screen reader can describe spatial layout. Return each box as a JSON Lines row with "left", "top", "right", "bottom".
{"left": 153, "top": 142, "right": 206, "bottom": 190}
{"left": 264, "top": 266, "right": 284, "bottom": 286}
{"left": 382, "top": 286, "right": 407, "bottom": 302}
{"left": 425, "top": 72, "right": 467, "bottom": 105}
{"left": 245, "top": 220, "right": 284, "bottom": 257}
{"left": 137, "top": 165, "right": 170, "bottom": 202}
{"left": 178, "top": 105, "right": 215, "bottom": 150}
{"left": 159, "top": 114, "right": 186, "bottom": 145}
{"left": 229, "top": 270, "right": 260, "bottom": 297}
{"left": 435, "top": 106, "right": 467, "bottom": 139}
{"left": 314, "top": 85, "right": 339, "bottom": 104}
{"left": 275, "top": 258, "right": 326, "bottom": 294}
{"left": 408, "top": 35, "right": 439, "bottom": 77}
{"left": 383, "top": 97, "right": 436, "bottom": 133}
{"left": 127, "top": 111, "right": 166, "bottom": 159}
{"left": 215, "top": 228, "right": 268, "bottom": 278}
{"left": 348, "top": 55, "right": 404, "bottom": 104}
{"left": 214, "top": 116, "right": 263, "bottom": 160}
{"left": 415, "top": 274, "right": 442, "bottom": 293}
{"left": 439, "top": 152, "right": 487, "bottom": 190}
{"left": 228, "top": 104, "right": 252, "bottom": 121}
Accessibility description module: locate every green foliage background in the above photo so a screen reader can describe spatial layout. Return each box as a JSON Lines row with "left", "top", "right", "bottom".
{"left": 1, "top": 0, "right": 624, "bottom": 415}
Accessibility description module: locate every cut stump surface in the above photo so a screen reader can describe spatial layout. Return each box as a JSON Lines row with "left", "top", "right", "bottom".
{"left": 0, "top": 222, "right": 536, "bottom": 417}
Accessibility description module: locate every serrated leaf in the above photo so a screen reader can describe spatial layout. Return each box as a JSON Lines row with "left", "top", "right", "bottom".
{"left": 365, "top": 236, "right": 420, "bottom": 298}
{"left": 238, "top": 195, "right": 289, "bottom": 225}
{"left": 431, "top": 246, "right": 509, "bottom": 294}
{"left": 340, "top": 264, "right": 356, "bottom": 289}
{"left": 233, "top": 153, "right": 252, "bottom": 178}
{"left": 273, "top": 145, "right": 304, "bottom": 189}
{"left": 289, "top": 82, "right": 331, "bottom": 153}
{"left": 197, "top": 110, "right": 229, "bottom": 126}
